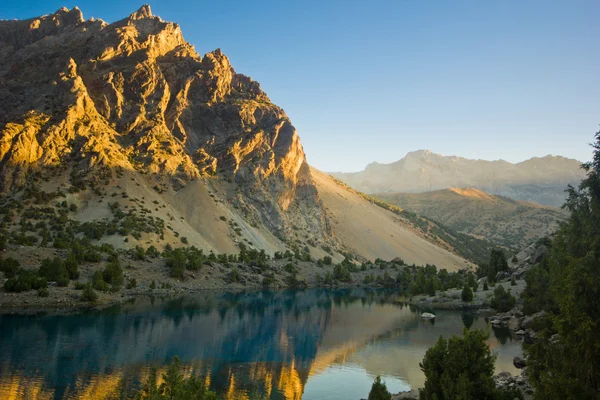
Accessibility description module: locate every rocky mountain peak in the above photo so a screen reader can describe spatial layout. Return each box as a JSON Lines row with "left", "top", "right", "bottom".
{"left": 129, "top": 4, "right": 153, "bottom": 20}
{"left": 0, "top": 6, "right": 329, "bottom": 245}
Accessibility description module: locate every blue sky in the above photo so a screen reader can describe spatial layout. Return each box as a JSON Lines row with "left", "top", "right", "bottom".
{"left": 2, "top": 0, "right": 598, "bottom": 172}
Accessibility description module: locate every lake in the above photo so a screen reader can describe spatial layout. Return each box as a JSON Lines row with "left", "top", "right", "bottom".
{"left": 0, "top": 289, "right": 521, "bottom": 399}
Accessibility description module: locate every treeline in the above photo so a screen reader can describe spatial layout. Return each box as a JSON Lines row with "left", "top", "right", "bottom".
{"left": 513, "top": 131, "right": 600, "bottom": 398}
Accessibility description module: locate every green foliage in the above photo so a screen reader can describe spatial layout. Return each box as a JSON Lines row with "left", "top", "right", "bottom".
{"left": 521, "top": 258, "right": 555, "bottom": 315}
{"left": 478, "top": 249, "right": 509, "bottom": 282}
{"left": 483, "top": 282, "right": 489, "bottom": 291}
{"left": 38, "top": 257, "right": 69, "bottom": 283}
{"left": 0, "top": 257, "right": 21, "bottom": 278}
{"left": 461, "top": 285, "right": 473, "bottom": 302}
{"left": 81, "top": 284, "right": 98, "bottom": 302}
{"left": 166, "top": 250, "right": 186, "bottom": 279}
{"left": 150, "top": 280, "right": 156, "bottom": 289}
{"left": 524, "top": 131, "right": 600, "bottom": 398}
{"left": 65, "top": 253, "right": 80, "bottom": 279}
{"left": 135, "top": 356, "right": 219, "bottom": 400}
{"left": 368, "top": 376, "right": 391, "bottom": 400}
{"left": 262, "top": 272, "right": 275, "bottom": 286}
{"left": 103, "top": 260, "right": 124, "bottom": 289}
{"left": 322, "top": 256, "right": 332, "bottom": 265}
{"left": 490, "top": 285, "right": 516, "bottom": 312}
{"left": 92, "top": 270, "right": 109, "bottom": 292}
{"left": 333, "top": 264, "right": 352, "bottom": 282}
{"left": 510, "top": 275, "right": 516, "bottom": 286}
{"left": 285, "top": 273, "right": 307, "bottom": 289}
{"left": 126, "top": 278, "right": 137, "bottom": 289}
{"left": 228, "top": 268, "right": 241, "bottom": 283}
{"left": 4, "top": 270, "right": 47, "bottom": 293}
{"left": 419, "top": 329, "right": 514, "bottom": 400}
{"left": 37, "top": 287, "right": 49, "bottom": 297}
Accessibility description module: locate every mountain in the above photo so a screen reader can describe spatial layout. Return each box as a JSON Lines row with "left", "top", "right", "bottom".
{"left": 375, "top": 188, "right": 567, "bottom": 250}
{"left": 330, "top": 150, "right": 585, "bottom": 207}
{"left": 0, "top": 6, "right": 471, "bottom": 269}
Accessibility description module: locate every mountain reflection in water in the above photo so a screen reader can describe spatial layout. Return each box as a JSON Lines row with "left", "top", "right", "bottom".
{"left": 0, "top": 289, "right": 521, "bottom": 399}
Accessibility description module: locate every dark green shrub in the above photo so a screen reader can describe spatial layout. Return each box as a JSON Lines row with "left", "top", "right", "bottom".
{"left": 38, "top": 288, "right": 49, "bottom": 297}
{"left": 65, "top": 254, "right": 80, "bottom": 279}
{"left": 0, "top": 257, "right": 21, "bottom": 278}
{"left": 103, "top": 260, "right": 124, "bottom": 289}
{"left": 228, "top": 268, "right": 241, "bottom": 283}
{"left": 92, "top": 270, "right": 109, "bottom": 292}
{"left": 490, "top": 285, "right": 516, "bottom": 312}
{"left": 368, "top": 376, "right": 391, "bottom": 400}
{"left": 150, "top": 280, "right": 156, "bottom": 289}
{"left": 38, "top": 257, "right": 69, "bottom": 283}
{"left": 461, "top": 285, "right": 473, "bottom": 302}
{"left": 483, "top": 282, "right": 489, "bottom": 291}
{"left": 126, "top": 278, "right": 137, "bottom": 289}
{"left": 166, "top": 250, "right": 186, "bottom": 279}
{"left": 81, "top": 284, "right": 98, "bottom": 302}
{"left": 419, "top": 329, "right": 516, "bottom": 400}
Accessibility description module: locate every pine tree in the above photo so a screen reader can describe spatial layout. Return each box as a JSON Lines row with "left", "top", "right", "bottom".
{"left": 526, "top": 130, "right": 600, "bottom": 398}
{"left": 368, "top": 376, "right": 391, "bottom": 400}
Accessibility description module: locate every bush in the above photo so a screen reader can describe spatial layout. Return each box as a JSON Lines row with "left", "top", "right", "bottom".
{"left": 81, "top": 284, "right": 98, "bottom": 302}
{"left": 510, "top": 275, "right": 516, "bottom": 286}
{"left": 368, "top": 376, "right": 391, "bottom": 400}
{"left": 490, "top": 285, "right": 516, "bottom": 312}
{"left": 166, "top": 250, "right": 186, "bottom": 279}
{"left": 0, "top": 257, "right": 21, "bottom": 278}
{"left": 126, "top": 278, "right": 137, "bottom": 289}
{"left": 38, "top": 257, "right": 69, "bottom": 283}
{"left": 461, "top": 285, "right": 473, "bottom": 302}
{"left": 38, "top": 288, "right": 49, "bottom": 297}
{"left": 4, "top": 270, "right": 47, "bottom": 293}
{"left": 150, "top": 280, "right": 156, "bottom": 289}
{"left": 419, "top": 329, "right": 517, "bottom": 400}
{"left": 228, "top": 268, "right": 241, "bottom": 283}
{"left": 92, "top": 270, "right": 109, "bottom": 292}
{"left": 103, "top": 260, "right": 124, "bottom": 289}
{"left": 483, "top": 282, "right": 489, "bottom": 291}
{"left": 65, "top": 253, "right": 80, "bottom": 279}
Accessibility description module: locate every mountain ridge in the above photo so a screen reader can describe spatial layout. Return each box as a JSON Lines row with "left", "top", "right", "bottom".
{"left": 330, "top": 149, "right": 585, "bottom": 206}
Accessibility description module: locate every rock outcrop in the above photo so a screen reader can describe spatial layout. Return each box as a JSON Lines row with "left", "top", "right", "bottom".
{"left": 0, "top": 5, "right": 327, "bottom": 243}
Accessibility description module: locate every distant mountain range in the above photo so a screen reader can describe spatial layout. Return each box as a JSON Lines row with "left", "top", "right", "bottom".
{"left": 375, "top": 188, "right": 567, "bottom": 251}
{"left": 330, "top": 150, "right": 586, "bottom": 207}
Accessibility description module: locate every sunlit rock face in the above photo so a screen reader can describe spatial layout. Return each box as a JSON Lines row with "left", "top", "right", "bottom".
{"left": 0, "top": 5, "right": 328, "bottom": 241}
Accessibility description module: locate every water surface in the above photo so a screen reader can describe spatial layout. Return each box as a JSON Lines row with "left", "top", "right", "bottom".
{"left": 0, "top": 289, "right": 521, "bottom": 399}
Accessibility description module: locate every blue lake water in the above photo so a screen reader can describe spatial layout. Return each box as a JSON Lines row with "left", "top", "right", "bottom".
{"left": 0, "top": 289, "right": 521, "bottom": 399}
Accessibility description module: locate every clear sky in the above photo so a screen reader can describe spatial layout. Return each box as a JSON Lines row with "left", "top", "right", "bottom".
{"left": 2, "top": 0, "right": 599, "bottom": 172}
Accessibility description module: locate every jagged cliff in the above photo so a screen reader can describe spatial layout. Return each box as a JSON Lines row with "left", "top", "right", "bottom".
{"left": 0, "top": 6, "right": 472, "bottom": 268}
{"left": 0, "top": 5, "right": 328, "bottom": 244}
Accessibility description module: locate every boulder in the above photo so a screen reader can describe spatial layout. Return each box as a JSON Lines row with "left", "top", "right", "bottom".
{"left": 513, "top": 356, "right": 526, "bottom": 369}
{"left": 421, "top": 312, "right": 435, "bottom": 319}
{"left": 508, "top": 316, "right": 520, "bottom": 331}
